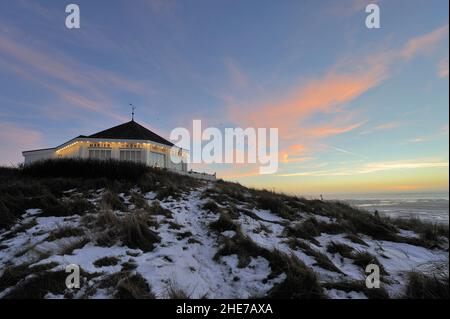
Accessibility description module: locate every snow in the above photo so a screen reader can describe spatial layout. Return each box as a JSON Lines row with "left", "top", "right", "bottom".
{"left": 325, "top": 288, "right": 367, "bottom": 299}
{"left": 251, "top": 209, "right": 284, "bottom": 222}
{"left": 0, "top": 185, "right": 448, "bottom": 299}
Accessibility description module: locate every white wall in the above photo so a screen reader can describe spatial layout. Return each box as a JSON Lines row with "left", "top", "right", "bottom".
{"left": 23, "top": 149, "right": 56, "bottom": 165}
{"left": 23, "top": 139, "right": 188, "bottom": 172}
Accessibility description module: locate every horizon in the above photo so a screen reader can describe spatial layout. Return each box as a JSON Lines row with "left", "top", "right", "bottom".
{"left": 0, "top": 0, "right": 448, "bottom": 195}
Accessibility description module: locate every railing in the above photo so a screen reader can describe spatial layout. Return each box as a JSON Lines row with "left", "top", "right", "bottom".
{"left": 169, "top": 169, "right": 216, "bottom": 181}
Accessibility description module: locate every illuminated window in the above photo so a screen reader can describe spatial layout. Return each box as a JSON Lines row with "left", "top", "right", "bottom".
{"left": 88, "top": 149, "right": 111, "bottom": 160}
{"left": 119, "top": 149, "right": 142, "bottom": 163}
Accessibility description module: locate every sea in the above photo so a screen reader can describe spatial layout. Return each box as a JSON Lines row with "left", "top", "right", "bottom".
{"left": 327, "top": 192, "right": 449, "bottom": 225}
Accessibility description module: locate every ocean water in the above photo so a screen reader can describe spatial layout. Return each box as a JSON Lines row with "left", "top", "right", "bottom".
{"left": 328, "top": 192, "right": 449, "bottom": 225}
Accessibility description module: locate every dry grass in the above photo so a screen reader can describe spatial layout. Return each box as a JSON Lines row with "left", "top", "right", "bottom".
{"left": 94, "top": 209, "right": 160, "bottom": 252}
{"left": 404, "top": 271, "right": 449, "bottom": 299}
{"left": 46, "top": 226, "right": 85, "bottom": 241}
{"left": 323, "top": 280, "right": 390, "bottom": 299}
{"left": 209, "top": 212, "right": 239, "bottom": 233}
{"left": 166, "top": 280, "right": 191, "bottom": 299}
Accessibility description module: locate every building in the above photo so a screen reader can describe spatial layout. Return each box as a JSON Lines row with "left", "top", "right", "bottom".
{"left": 22, "top": 120, "right": 188, "bottom": 172}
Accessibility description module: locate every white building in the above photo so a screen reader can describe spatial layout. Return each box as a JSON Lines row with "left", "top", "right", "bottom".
{"left": 22, "top": 120, "right": 188, "bottom": 172}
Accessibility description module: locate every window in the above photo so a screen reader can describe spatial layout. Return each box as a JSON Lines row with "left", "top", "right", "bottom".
{"left": 150, "top": 151, "right": 166, "bottom": 168}
{"left": 119, "top": 149, "right": 142, "bottom": 163}
{"left": 88, "top": 149, "right": 111, "bottom": 160}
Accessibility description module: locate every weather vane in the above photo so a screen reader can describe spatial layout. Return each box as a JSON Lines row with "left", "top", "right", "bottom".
{"left": 130, "top": 104, "right": 136, "bottom": 121}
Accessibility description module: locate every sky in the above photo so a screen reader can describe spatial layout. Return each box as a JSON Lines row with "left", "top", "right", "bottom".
{"left": 0, "top": 0, "right": 448, "bottom": 196}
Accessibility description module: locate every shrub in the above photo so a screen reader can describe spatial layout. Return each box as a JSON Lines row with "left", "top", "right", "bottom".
{"left": 94, "top": 256, "right": 120, "bottom": 267}
{"left": 214, "top": 232, "right": 259, "bottom": 268}
{"left": 130, "top": 192, "right": 149, "bottom": 209}
{"left": 323, "top": 281, "right": 389, "bottom": 299}
{"left": 21, "top": 158, "right": 149, "bottom": 180}
{"left": 266, "top": 251, "right": 325, "bottom": 299}
{"left": 101, "top": 191, "right": 127, "bottom": 212}
{"left": 209, "top": 213, "right": 239, "bottom": 233}
{"left": 0, "top": 262, "right": 58, "bottom": 292}
{"left": 95, "top": 210, "right": 160, "bottom": 251}
{"left": 352, "top": 251, "right": 387, "bottom": 275}
{"left": 120, "top": 213, "right": 161, "bottom": 252}
{"left": 256, "top": 191, "right": 296, "bottom": 220}
{"left": 344, "top": 234, "right": 369, "bottom": 246}
{"left": 3, "top": 270, "right": 68, "bottom": 299}
{"left": 285, "top": 218, "right": 321, "bottom": 245}
{"left": 214, "top": 231, "right": 325, "bottom": 298}
{"left": 46, "top": 226, "right": 85, "bottom": 241}
{"left": 202, "top": 201, "right": 220, "bottom": 213}
{"left": 166, "top": 280, "right": 191, "bottom": 299}
{"left": 156, "top": 184, "right": 181, "bottom": 201}
{"left": 292, "top": 240, "right": 342, "bottom": 273}
{"left": 41, "top": 198, "right": 94, "bottom": 217}
{"left": 116, "top": 272, "right": 154, "bottom": 299}
{"left": 404, "top": 271, "right": 449, "bottom": 299}
{"left": 326, "top": 241, "right": 355, "bottom": 259}
{"left": 99, "top": 271, "right": 154, "bottom": 299}
{"left": 146, "top": 202, "right": 173, "bottom": 218}
{"left": 58, "top": 237, "right": 90, "bottom": 255}
{"left": 391, "top": 217, "right": 449, "bottom": 239}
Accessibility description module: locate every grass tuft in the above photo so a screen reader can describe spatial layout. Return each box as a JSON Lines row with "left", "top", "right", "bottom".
{"left": 404, "top": 271, "right": 449, "bottom": 299}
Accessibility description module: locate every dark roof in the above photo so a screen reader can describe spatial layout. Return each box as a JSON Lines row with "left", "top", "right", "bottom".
{"left": 88, "top": 120, "right": 174, "bottom": 146}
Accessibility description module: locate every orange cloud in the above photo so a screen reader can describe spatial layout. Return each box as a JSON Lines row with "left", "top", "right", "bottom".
{"left": 280, "top": 144, "right": 311, "bottom": 163}
{"left": 229, "top": 70, "right": 381, "bottom": 142}
{"left": 217, "top": 165, "right": 260, "bottom": 180}
{"left": 385, "top": 185, "right": 422, "bottom": 191}
{"left": 226, "top": 24, "right": 448, "bottom": 156}
{"left": 306, "top": 121, "right": 365, "bottom": 138}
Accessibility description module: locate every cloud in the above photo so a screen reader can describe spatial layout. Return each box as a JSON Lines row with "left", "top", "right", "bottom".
{"left": 277, "top": 158, "right": 449, "bottom": 177}
{"left": 324, "top": 145, "right": 368, "bottom": 160}
{"left": 358, "top": 160, "right": 449, "bottom": 174}
{"left": 0, "top": 24, "right": 151, "bottom": 121}
{"left": 438, "top": 56, "right": 449, "bottom": 78}
{"left": 306, "top": 121, "right": 366, "bottom": 138}
{"left": 0, "top": 122, "right": 43, "bottom": 165}
{"left": 384, "top": 185, "right": 422, "bottom": 191}
{"left": 400, "top": 25, "right": 449, "bottom": 60}
{"left": 223, "top": 24, "right": 449, "bottom": 171}
{"left": 407, "top": 125, "right": 449, "bottom": 143}
{"left": 229, "top": 69, "right": 382, "bottom": 141}
{"left": 224, "top": 58, "right": 247, "bottom": 89}
{"left": 374, "top": 121, "right": 400, "bottom": 130}
{"left": 0, "top": 31, "right": 150, "bottom": 95}
{"left": 218, "top": 169, "right": 260, "bottom": 180}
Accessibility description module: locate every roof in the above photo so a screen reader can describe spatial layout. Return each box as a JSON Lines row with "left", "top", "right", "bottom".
{"left": 22, "top": 147, "right": 55, "bottom": 154}
{"left": 88, "top": 120, "right": 174, "bottom": 146}
{"left": 23, "top": 120, "right": 175, "bottom": 155}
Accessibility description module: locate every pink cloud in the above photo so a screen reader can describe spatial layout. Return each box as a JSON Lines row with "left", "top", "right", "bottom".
{"left": 224, "top": 58, "right": 248, "bottom": 89}
{"left": 306, "top": 121, "right": 366, "bottom": 138}
{"left": 0, "top": 122, "right": 43, "bottom": 165}
{"left": 438, "top": 56, "right": 449, "bottom": 78}
{"left": 400, "top": 25, "right": 449, "bottom": 60}
{"left": 375, "top": 121, "right": 400, "bottom": 130}
{"left": 220, "top": 25, "right": 449, "bottom": 180}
